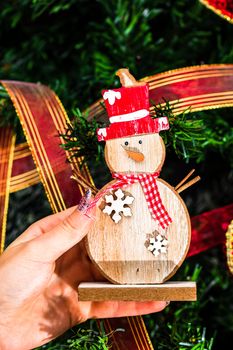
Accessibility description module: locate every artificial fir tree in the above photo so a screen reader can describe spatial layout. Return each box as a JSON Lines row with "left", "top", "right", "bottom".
{"left": 0, "top": 1, "right": 233, "bottom": 349}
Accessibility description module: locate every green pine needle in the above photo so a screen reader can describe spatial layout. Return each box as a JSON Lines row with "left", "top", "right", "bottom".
{"left": 66, "top": 329, "right": 109, "bottom": 349}
{"left": 0, "top": 86, "right": 19, "bottom": 129}
{"left": 35, "top": 322, "right": 124, "bottom": 349}
{"left": 60, "top": 101, "right": 208, "bottom": 167}
{"left": 152, "top": 100, "right": 206, "bottom": 162}
{"left": 60, "top": 108, "right": 105, "bottom": 168}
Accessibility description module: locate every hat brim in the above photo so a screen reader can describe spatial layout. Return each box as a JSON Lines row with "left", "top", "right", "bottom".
{"left": 97, "top": 116, "right": 169, "bottom": 141}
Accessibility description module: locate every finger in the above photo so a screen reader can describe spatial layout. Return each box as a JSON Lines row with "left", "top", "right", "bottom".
{"left": 89, "top": 300, "right": 168, "bottom": 319}
{"left": 28, "top": 206, "right": 95, "bottom": 262}
{"left": 9, "top": 206, "right": 77, "bottom": 247}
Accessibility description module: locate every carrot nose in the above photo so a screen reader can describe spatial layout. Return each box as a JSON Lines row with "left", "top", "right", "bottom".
{"left": 123, "top": 146, "right": 145, "bottom": 162}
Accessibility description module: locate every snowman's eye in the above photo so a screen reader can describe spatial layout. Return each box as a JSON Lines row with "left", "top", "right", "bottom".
{"left": 139, "top": 140, "right": 142, "bottom": 144}
{"left": 124, "top": 141, "right": 129, "bottom": 146}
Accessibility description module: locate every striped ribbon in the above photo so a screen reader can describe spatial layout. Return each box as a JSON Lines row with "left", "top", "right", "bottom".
{"left": 0, "top": 127, "right": 15, "bottom": 253}
{"left": 10, "top": 142, "right": 39, "bottom": 193}
{"left": 0, "top": 81, "right": 95, "bottom": 211}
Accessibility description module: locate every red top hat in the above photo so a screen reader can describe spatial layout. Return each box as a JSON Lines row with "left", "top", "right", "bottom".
{"left": 97, "top": 70, "right": 169, "bottom": 142}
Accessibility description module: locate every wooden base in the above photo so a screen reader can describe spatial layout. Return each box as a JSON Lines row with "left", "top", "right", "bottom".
{"left": 78, "top": 281, "right": 197, "bottom": 301}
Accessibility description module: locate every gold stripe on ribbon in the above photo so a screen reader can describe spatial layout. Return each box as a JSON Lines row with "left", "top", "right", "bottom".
{"left": 10, "top": 169, "right": 40, "bottom": 193}
{"left": 135, "top": 315, "right": 154, "bottom": 350}
{"left": 9, "top": 142, "right": 40, "bottom": 192}
{"left": 0, "top": 127, "right": 15, "bottom": 253}
{"left": 128, "top": 317, "right": 143, "bottom": 350}
{"left": 14, "top": 142, "right": 31, "bottom": 159}
{"left": 226, "top": 220, "right": 233, "bottom": 274}
{"left": 132, "top": 316, "right": 150, "bottom": 350}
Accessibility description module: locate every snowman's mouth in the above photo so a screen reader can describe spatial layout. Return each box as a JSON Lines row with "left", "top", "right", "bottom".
{"left": 122, "top": 145, "right": 145, "bottom": 162}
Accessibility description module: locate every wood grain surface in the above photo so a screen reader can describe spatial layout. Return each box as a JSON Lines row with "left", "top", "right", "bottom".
{"left": 104, "top": 134, "right": 165, "bottom": 173}
{"left": 86, "top": 178, "right": 191, "bottom": 284}
{"left": 86, "top": 133, "right": 191, "bottom": 284}
{"left": 78, "top": 281, "right": 197, "bottom": 301}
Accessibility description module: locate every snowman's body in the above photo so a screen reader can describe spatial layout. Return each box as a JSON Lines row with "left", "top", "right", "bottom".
{"left": 86, "top": 133, "right": 191, "bottom": 284}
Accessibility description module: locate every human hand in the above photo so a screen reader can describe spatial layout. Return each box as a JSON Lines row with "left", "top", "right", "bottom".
{"left": 0, "top": 197, "right": 168, "bottom": 350}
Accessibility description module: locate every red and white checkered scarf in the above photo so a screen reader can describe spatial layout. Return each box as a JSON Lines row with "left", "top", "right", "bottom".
{"left": 112, "top": 172, "right": 172, "bottom": 229}
{"left": 91, "top": 171, "right": 172, "bottom": 229}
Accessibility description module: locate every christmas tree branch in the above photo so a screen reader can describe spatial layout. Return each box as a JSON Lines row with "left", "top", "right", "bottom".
{"left": 61, "top": 100, "right": 225, "bottom": 168}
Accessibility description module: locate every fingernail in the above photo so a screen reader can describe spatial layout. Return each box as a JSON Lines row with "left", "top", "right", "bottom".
{"left": 78, "top": 188, "right": 92, "bottom": 213}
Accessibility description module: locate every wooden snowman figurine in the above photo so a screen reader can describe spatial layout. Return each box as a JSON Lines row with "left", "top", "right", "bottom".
{"left": 85, "top": 69, "right": 195, "bottom": 297}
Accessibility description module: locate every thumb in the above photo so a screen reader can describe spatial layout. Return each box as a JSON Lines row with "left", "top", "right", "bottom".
{"left": 29, "top": 206, "right": 95, "bottom": 262}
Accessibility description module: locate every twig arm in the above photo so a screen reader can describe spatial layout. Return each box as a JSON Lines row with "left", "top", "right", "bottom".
{"left": 176, "top": 176, "right": 201, "bottom": 194}
{"left": 175, "top": 169, "right": 195, "bottom": 191}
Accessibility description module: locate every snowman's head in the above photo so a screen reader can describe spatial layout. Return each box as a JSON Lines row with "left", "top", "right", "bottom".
{"left": 98, "top": 69, "right": 169, "bottom": 173}
{"left": 104, "top": 133, "right": 165, "bottom": 173}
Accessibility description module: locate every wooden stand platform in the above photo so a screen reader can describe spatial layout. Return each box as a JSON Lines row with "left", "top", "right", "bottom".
{"left": 78, "top": 281, "right": 197, "bottom": 301}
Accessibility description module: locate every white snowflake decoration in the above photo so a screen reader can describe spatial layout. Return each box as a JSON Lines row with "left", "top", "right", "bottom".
{"left": 102, "top": 188, "right": 134, "bottom": 223}
{"left": 147, "top": 234, "right": 168, "bottom": 257}
{"left": 103, "top": 90, "right": 121, "bottom": 105}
